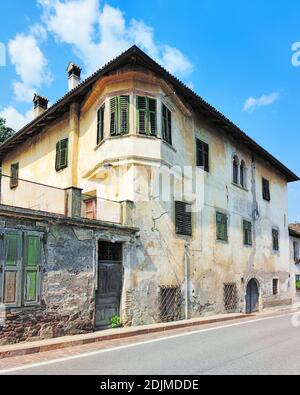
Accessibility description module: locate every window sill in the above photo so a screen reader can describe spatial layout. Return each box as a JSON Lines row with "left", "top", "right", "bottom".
{"left": 232, "top": 182, "right": 248, "bottom": 192}
{"left": 161, "top": 138, "right": 177, "bottom": 153}
{"left": 216, "top": 239, "right": 229, "bottom": 245}
{"left": 94, "top": 133, "right": 160, "bottom": 151}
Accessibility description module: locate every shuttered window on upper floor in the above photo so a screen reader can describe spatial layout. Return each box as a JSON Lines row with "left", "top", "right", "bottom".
{"left": 97, "top": 104, "right": 105, "bottom": 145}
{"left": 243, "top": 220, "right": 252, "bottom": 246}
{"left": 196, "top": 139, "right": 209, "bottom": 172}
{"left": 216, "top": 212, "right": 228, "bottom": 242}
{"left": 137, "top": 96, "right": 157, "bottom": 136}
{"left": 55, "top": 138, "right": 69, "bottom": 172}
{"left": 262, "top": 178, "right": 271, "bottom": 201}
{"left": 175, "top": 201, "right": 192, "bottom": 236}
{"left": 272, "top": 228, "right": 279, "bottom": 252}
{"left": 162, "top": 103, "right": 172, "bottom": 145}
{"left": 110, "top": 96, "right": 130, "bottom": 136}
{"left": 10, "top": 163, "right": 19, "bottom": 189}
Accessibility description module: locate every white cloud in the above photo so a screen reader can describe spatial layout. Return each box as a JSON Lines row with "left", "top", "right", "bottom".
{"left": 8, "top": 33, "right": 52, "bottom": 103}
{"left": 0, "top": 106, "right": 33, "bottom": 131}
{"left": 243, "top": 92, "right": 279, "bottom": 113}
{"left": 38, "top": 0, "right": 193, "bottom": 78}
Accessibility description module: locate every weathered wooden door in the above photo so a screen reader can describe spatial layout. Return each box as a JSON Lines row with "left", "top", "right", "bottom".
{"left": 95, "top": 242, "right": 123, "bottom": 328}
{"left": 246, "top": 279, "right": 259, "bottom": 314}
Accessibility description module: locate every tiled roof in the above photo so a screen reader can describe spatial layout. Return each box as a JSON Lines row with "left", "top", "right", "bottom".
{"left": 289, "top": 224, "right": 300, "bottom": 238}
{"left": 0, "top": 45, "right": 298, "bottom": 182}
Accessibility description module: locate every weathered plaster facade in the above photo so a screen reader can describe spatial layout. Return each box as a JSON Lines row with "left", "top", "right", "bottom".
{"left": 0, "top": 206, "right": 137, "bottom": 345}
{"left": 0, "top": 47, "right": 298, "bottom": 342}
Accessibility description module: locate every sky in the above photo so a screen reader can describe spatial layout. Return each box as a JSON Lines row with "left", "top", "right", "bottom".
{"left": 0, "top": 0, "right": 299, "bottom": 221}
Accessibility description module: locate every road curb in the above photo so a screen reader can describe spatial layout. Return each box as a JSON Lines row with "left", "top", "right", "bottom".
{"left": 0, "top": 313, "right": 251, "bottom": 360}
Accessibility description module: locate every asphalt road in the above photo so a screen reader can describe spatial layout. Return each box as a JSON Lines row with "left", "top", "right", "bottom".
{"left": 2, "top": 312, "right": 300, "bottom": 375}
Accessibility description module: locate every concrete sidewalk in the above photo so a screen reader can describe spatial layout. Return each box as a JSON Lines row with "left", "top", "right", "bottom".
{"left": 1, "top": 302, "right": 299, "bottom": 360}
{"left": 0, "top": 312, "right": 249, "bottom": 360}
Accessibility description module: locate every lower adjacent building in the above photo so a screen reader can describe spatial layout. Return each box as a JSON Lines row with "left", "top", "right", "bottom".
{"left": 289, "top": 224, "right": 300, "bottom": 289}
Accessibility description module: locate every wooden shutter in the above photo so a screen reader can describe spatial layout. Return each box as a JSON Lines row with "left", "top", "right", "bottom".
{"left": 233, "top": 156, "right": 239, "bottom": 184}
{"left": 196, "top": 140, "right": 209, "bottom": 172}
{"left": 149, "top": 98, "right": 157, "bottom": 136}
{"left": 137, "top": 97, "right": 157, "bottom": 136}
{"left": 243, "top": 220, "right": 252, "bottom": 246}
{"left": 56, "top": 139, "right": 69, "bottom": 171}
{"left": 175, "top": 201, "right": 192, "bottom": 236}
{"left": 272, "top": 229, "right": 279, "bottom": 251}
{"left": 110, "top": 97, "right": 117, "bottom": 136}
{"left": 263, "top": 178, "right": 271, "bottom": 201}
{"left": 1, "top": 231, "right": 22, "bottom": 306}
{"left": 217, "top": 212, "right": 228, "bottom": 242}
{"left": 162, "top": 104, "right": 172, "bottom": 145}
{"left": 24, "top": 234, "right": 41, "bottom": 305}
{"left": 10, "top": 163, "right": 19, "bottom": 189}
{"left": 97, "top": 104, "right": 105, "bottom": 145}
{"left": 119, "top": 96, "right": 129, "bottom": 135}
{"left": 137, "top": 96, "right": 147, "bottom": 134}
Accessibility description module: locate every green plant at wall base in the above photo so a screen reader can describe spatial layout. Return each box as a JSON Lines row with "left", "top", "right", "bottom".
{"left": 296, "top": 281, "right": 300, "bottom": 290}
{"left": 111, "top": 316, "right": 122, "bottom": 329}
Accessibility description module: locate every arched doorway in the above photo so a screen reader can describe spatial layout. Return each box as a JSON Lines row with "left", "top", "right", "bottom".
{"left": 246, "top": 279, "right": 260, "bottom": 314}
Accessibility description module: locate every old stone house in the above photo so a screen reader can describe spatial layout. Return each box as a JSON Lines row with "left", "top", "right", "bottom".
{"left": 0, "top": 46, "right": 298, "bottom": 344}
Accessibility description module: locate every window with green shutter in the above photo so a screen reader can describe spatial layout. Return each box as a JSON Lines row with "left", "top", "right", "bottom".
{"left": 55, "top": 138, "right": 69, "bottom": 171}
{"left": 110, "top": 96, "right": 130, "bottom": 136}
{"left": 272, "top": 228, "right": 279, "bottom": 252}
{"left": 243, "top": 220, "right": 252, "bottom": 246}
{"left": 0, "top": 231, "right": 22, "bottom": 306}
{"left": 137, "top": 96, "right": 157, "bottom": 136}
{"left": 216, "top": 212, "right": 228, "bottom": 242}
{"left": 196, "top": 139, "right": 209, "bottom": 172}
{"left": 162, "top": 103, "right": 172, "bottom": 145}
{"left": 97, "top": 104, "right": 105, "bottom": 145}
{"left": 10, "top": 163, "right": 19, "bottom": 189}
{"left": 0, "top": 230, "right": 42, "bottom": 307}
{"left": 175, "top": 201, "right": 192, "bottom": 236}
{"left": 24, "top": 234, "right": 41, "bottom": 304}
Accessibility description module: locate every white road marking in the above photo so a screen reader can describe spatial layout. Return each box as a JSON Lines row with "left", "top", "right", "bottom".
{"left": 0, "top": 311, "right": 296, "bottom": 374}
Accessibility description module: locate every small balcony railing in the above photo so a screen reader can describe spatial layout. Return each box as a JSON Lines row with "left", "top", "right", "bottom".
{"left": 0, "top": 174, "right": 131, "bottom": 226}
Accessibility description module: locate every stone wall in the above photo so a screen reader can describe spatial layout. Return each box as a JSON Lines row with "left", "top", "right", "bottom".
{"left": 0, "top": 208, "right": 136, "bottom": 345}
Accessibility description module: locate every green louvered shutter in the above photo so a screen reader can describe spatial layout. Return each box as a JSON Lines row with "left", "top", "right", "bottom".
{"left": 110, "top": 97, "right": 117, "bottom": 136}
{"left": 119, "top": 95, "right": 129, "bottom": 135}
{"left": 137, "top": 96, "right": 147, "bottom": 134}
{"left": 24, "top": 234, "right": 41, "bottom": 305}
{"left": 216, "top": 212, "right": 228, "bottom": 242}
{"left": 175, "top": 201, "right": 192, "bottom": 236}
{"left": 97, "top": 104, "right": 105, "bottom": 145}
{"left": 162, "top": 103, "right": 172, "bottom": 145}
{"left": 149, "top": 98, "right": 157, "bottom": 136}
{"left": 55, "top": 139, "right": 69, "bottom": 171}
{"left": 1, "top": 231, "right": 22, "bottom": 306}
{"left": 137, "top": 97, "right": 157, "bottom": 136}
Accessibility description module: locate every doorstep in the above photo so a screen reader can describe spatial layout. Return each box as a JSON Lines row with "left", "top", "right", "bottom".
{"left": 0, "top": 312, "right": 250, "bottom": 360}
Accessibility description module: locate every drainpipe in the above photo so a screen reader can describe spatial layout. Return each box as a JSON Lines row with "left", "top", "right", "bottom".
{"left": 184, "top": 242, "right": 189, "bottom": 320}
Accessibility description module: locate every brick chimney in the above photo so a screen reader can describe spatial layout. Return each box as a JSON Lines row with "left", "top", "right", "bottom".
{"left": 67, "top": 62, "right": 82, "bottom": 91}
{"left": 33, "top": 94, "right": 48, "bottom": 118}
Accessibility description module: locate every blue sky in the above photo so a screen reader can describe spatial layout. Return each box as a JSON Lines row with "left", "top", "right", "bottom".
{"left": 0, "top": 0, "right": 299, "bottom": 221}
